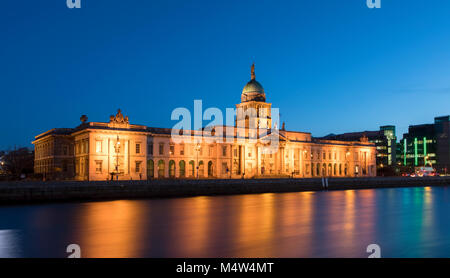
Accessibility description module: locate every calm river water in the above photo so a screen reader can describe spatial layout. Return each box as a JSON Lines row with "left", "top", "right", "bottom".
{"left": 1, "top": 186, "right": 450, "bottom": 258}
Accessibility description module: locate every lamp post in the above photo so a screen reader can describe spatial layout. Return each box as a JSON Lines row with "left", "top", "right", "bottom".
{"left": 195, "top": 143, "right": 201, "bottom": 179}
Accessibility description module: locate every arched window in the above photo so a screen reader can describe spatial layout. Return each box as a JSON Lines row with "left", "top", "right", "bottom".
{"left": 158, "top": 160, "right": 165, "bottom": 178}
{"left": 189, "top": 160, "right": 195, "bottom": 177}
{"left": 322, "top": 163, "right": 327, "bottom": 176}
{"left": 339, "top": 164, "right": 342, "bottom": 176}
{"left": 208, "top": 161, "right": 214, "bottom": 177}
{"left": 179, "top": 160, "right": 186, "bottom": 178}
{"left": 199, "top": 161, "right": 204, "bottom": 177}
{"left": 147, "top": 159, "right": 154, "bottom": 179}
{"left": 316, "top": 163, "right": 320, "bottom": 176}
{"left": 169, "top": 160, "right": 175, "bottom": 178}
{"left": 333, "top": 164, "right": 337, "bottom": 176}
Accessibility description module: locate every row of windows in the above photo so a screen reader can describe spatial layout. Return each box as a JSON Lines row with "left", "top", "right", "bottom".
{"left": 94, "top": 141, "right": 143, "bottom": 155}
{"left": 148, "top": 143, "right": 229, "bottom": 157}
{"left": 35, "top": 142, "right": 54, "bottom": 158}
{"left": 94, "top": 160, "right": 143, "bottom": 174}
{"left": 75, "top": 140, "right": 89, "bottom": 155}
{"left": 147, "top": 159, "right": 226, "bottom": 178}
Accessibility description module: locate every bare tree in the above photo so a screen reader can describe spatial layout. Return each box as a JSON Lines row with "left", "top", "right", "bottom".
{"left": 1, "top": 147, "right": 34, "bottom": 178}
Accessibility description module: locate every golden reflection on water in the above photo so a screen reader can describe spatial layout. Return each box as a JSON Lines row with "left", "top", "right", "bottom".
{"left": 279, "top": 192, "right": 313, "bottom": 238}
{"left": 72, "top": 189, "right": 386, "bottom": 257}
{"left": 234, "top": 193, "right": 276, "bottom": 257}
{"left": 168, "top": 196, "right": 212, "bottom": 257}
{"left": 343, "top": 190, "right": 356, "bottom": 233}
{"left": 421, "top": 187, "right": 434, "bottom": 242}
{"left": 279, "top": 192, "right": 314, "bottom": 257}
{"left": 77, "top": 200, "right": 148, "bottom": 258}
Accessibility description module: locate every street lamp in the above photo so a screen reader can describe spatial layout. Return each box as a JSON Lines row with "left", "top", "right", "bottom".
{"left": 194, "top": 143, "right": 201, "bottom": 179}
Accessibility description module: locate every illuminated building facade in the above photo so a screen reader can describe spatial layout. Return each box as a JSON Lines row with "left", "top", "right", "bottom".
{"left": 33, "top": 66, "right": 376, "bottom": 180}
{"left": 33, "top": 111, "right": 149, "bottom": 181}
{"left": 319, "top": 125, "right": 397, "bottom": 168}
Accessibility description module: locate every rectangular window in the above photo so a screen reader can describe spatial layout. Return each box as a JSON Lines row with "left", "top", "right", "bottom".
{"left": 180, "top": 144, "right": 185, "bottom": 155}
{"left": 170, "top": 145, "right": 175, "bottom": 155}
{"left": 159, "top": 143, "right": 164, "bottom": 155}
{"left": 222, "top": 162, "right": 228, "bottom": 174}
{"left": 222, "top": 146, "right": 227, "bottom": 156}
{"left": 95, "top": 160, "right": 102, "bottom": 174}
{"left": 96, "top": 141, "right": 102, "bottom": 153}
{"left": 136, "top": 143, "right": 141, "bottom": 154}
{"left": 63, "top": 145, "right": 68, "bottom": 156}
{"left": 135, "top": 161, "right": 141, "bottom": 173}
{"left": 148, "top": 143, "right": 153, "bottom": 155}
{"left": 234, "top": 149, "right": 238, "bottom": 157}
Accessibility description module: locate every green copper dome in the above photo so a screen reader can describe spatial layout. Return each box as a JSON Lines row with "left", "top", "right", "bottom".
{"left": 241, "top": 64, "right": 266, "bottom": 102}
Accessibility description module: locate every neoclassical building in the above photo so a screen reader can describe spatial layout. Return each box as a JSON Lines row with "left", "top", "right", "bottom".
{"left": 33, "top": 65, "right": 376, "bottom": 181}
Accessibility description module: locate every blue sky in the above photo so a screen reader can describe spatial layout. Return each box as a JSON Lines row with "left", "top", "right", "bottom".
{"left": 1, "top": 0, "right": 450, "bottom": 149}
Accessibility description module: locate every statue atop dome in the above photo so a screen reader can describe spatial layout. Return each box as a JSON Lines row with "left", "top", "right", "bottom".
{"left": 251, "top": 63, "right": 255, "bottom": 80}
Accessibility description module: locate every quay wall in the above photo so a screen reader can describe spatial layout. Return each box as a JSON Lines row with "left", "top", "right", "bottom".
{"left": 1, "top": 177, "right": 450, "bottom": 204}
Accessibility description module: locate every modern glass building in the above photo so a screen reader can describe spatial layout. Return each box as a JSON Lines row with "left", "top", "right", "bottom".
{"left": 398, "top": 116, "right": 450, "bottom": 174}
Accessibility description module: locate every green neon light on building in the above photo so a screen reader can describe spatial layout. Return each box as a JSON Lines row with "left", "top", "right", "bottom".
{"left": 404, "top": 139, "right": 407, "bottom": 166}
{"left": 414, "top": 138, "right": 418, "bottom": 166}
{"left": 424, "top": 137, "right": 427, "bottom": 165}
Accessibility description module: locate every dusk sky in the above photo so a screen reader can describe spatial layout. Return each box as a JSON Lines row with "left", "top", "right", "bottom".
{"left": 2, "top": 0, "right": 450, "bottom": 149}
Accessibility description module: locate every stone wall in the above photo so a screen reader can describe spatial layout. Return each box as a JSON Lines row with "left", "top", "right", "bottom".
{"left": 1, "top": 177, "right": 450, "bottom": 204}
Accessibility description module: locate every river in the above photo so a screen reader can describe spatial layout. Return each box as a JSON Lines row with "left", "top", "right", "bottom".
{"left": 1, "top": 186, "right": 450, "bottom": 258}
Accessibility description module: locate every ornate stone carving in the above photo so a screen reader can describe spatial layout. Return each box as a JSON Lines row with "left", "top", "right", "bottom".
{"left": 110, "top": 109, "right": 129, "bottom": 124}
{"left": 108, "top": 109, "right": 130, "bottom": 128}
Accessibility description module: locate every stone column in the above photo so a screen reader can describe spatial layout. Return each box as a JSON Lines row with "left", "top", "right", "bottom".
{"left": 256, "top": 146, "right": 260, "bottom": 176}
{"left": 299, "top": 148, "right": 302, "bottom": 177}
{"left": 124, "top": 140, "right": 129, "bottom": 176}
{"left": 241, "top": 145, "right": 245, "bottom": 177}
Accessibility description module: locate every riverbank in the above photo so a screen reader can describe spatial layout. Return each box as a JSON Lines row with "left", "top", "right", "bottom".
{"left": 1, "top": 176, "right": 450, "bottom": 204}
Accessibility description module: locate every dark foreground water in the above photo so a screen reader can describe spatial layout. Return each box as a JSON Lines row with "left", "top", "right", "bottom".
{"left": 1, "top": 186, "right": 450, "bottom": 258}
